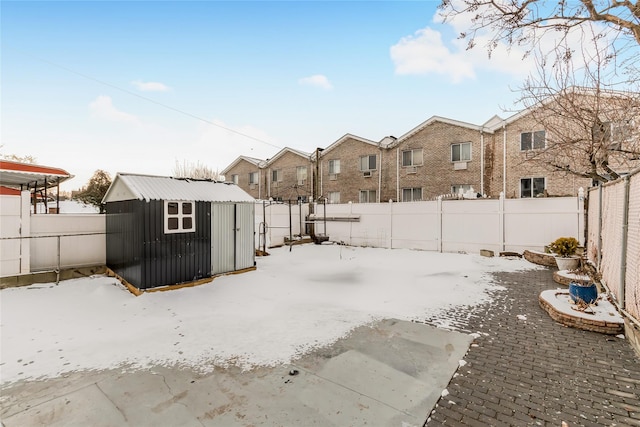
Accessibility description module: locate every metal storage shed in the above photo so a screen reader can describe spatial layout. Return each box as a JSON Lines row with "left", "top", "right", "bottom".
{"left": 102, "top": 173, "right": 255, "bottom": 291}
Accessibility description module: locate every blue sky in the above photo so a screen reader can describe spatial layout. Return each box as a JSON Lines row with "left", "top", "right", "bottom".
{"left": 2, "top": 1, "right": 536, "bottom": 190}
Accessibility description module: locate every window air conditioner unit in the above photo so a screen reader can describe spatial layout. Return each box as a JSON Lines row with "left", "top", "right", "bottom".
{"left": 329, "top": 174, "right": 337, "bottom": 181}
{"left": 453, "top": 162, "right": 467, "bottom": 170}
{"left": 273, "top": 182, "right": 279, "bottom": 188}
{"left": 363, "top": 171, "right": 372, "bottom": 177}
{"left": 407, "top": 166, "right": 417, "bottom": 174}
{"left": 298, "top": 179, "right": 306, "bottom": 186}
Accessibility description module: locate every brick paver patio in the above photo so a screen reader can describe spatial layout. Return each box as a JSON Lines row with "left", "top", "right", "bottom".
{"left": 423, "top": 267, "right": 640, "bottom": 427}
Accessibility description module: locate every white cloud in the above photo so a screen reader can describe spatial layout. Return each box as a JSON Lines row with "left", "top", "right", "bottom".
{"left": 131, "top": 80, "right": 171, "bottom": 92}
{"left": 390, "top": 27, "right": 476, "bottom": 83}
{"left": 88, "top": 95, "right": 139, "bottom": 123}
{"left": 298, "top": 74, "right": 333, "bottom": 90}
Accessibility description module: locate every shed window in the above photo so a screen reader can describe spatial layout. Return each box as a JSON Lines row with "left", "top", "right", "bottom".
{"left": 165, "top": 201, "right": 196, "bottom": 233}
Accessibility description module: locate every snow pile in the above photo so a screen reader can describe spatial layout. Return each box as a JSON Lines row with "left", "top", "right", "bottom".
{"left": 0, "top": 244, "right": 534, "bottom": 385}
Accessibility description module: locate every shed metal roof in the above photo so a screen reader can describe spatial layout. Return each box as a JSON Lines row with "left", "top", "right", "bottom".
{"left": 103, "top": 173, "right": 256, "bottom": 203}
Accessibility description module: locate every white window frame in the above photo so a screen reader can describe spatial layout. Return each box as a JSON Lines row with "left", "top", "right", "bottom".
{"left": 296, "top": 166, "right": 307, "bottom": 183}
{"left": 328, "top": 191, "right": 340, "bottom": 204}
{"left": 402, "top": 187, "right": 422, "bottom": 202}
{"left": 359, "top": 189, "right": 376, "bottom": 203}
{"left": 402, "top": 149, "right": 423, "bottom": 167}
{"left": 164, "top": 200, "right": 196, "bottom": 234}
{"left": 451, "top": 142, "right": 472, "bottom": 162}
{"left": 520, "top": 177, "right": 546, "bottom": 198}
{"left": 328, "top": 159, "right": 341, "bottom": 175}
{"left": 231, "top": 174, "right": 239, "bottom": 185}
{"left": 520, "top": 131, "right": 546, "bottom": 151}
{"left": 272, "top": 169, "right": 282, "bottom": 182}
{"left": 249, "top": 172, "right": 258, "bottom": 185}
{"left": 359, "top": 155, "right": 377, "bottom": 171}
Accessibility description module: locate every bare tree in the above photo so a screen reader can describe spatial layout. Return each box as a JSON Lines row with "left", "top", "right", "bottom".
{"left": 439, "top": 0, "right": 640, "bottom": 56}
{"left": 0, "top": 146, "right": 37, "bottom": 164}
{"left": 511, "top": 38, "right": 640, "bottom": 183}
{"left": 173, "top": 160, "right": 221, "bottom": 181}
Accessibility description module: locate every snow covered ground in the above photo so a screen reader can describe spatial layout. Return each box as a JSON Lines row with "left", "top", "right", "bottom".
{"left": 0, "top": 244, "right": 537, "bottom": 385}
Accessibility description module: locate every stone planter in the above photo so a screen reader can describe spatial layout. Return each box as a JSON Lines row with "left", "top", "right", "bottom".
{"left": 555, "top": 256, "right": 579, "bottom": 271}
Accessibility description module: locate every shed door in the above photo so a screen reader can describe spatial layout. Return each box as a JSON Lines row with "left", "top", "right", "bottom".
{"left": 211, "top": 204, "right": 235, "bottom": 274}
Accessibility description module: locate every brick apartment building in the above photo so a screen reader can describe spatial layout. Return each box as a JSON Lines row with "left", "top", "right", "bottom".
{"left": 222, "top": 92, "right": 637, "bottom": 202}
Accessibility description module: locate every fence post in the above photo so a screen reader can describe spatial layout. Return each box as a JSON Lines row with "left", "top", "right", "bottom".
{"left": 56, "top": 235, "right": 61, "bottom": 285}
{"left": 388, "top": 199, "right": 393, "bottom": 250}
{"left": 20, "top": 190, "right": 31, "bottom": 274}
{"left": 620, "top": 176, "right": 630, "bottom": 308}
{"left": 437, "top": 196, "right": 443, "bottom": 253}
{"left": 499, "top": 192, "right": 505, "bottom": 251}
{"left": 577, "top": 187, "right": 585, "bottom": 247}
{"left": 348, "top": 201, "right": 353, "bottom": 246}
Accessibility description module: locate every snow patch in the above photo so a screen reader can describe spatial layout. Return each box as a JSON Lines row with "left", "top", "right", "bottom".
{"left": 0, "top": 245, "right": 534, "bottom": 385}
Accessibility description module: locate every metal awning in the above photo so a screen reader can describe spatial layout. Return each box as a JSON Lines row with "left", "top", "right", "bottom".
{"left": 0, "top": 160, "right": 73, "bottom": 189}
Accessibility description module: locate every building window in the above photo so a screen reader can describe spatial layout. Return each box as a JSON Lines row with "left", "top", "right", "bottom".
{"left": 593, "top": 121, "right": 632, "bottom": 150}
{"left": 249, "top": 172, "right": 258, "bottom": 185}
{"left": 402, "top": 188, "right": 422, "bottom": 202}
{"left": 520, "top": 131, "right": 546, "bottom": 150}
{"left": 520, "top": 177, "right": 545, "bottom": 198}
{"left": 451, "top": 142, "right": 471, "bottom": 162}
{"left": 402, "top": 149, "right": 423, "bottom": 166}
{"left": 272, "top": 169, "right": 282, "bottom": 182}
{"left": 231, "top": 174, "right": 238, "bottom": 185}
{"left": 359, "top": 155, "right": 377, "bottom": 171}
{"left": 328, "top": 159, "right": 341, "bottom": 175}
{"left": 359, "top": 190, "right": 376, "bottom": 203}
{"left": 165, "top": 201, "right": 195, "bottom": 234}
{"left": 328, "top": 191, "right": 340, "bottom": 204}
{"left": 296, "top": 166, "right": 307, "bottom": 184}
{"left": 452, "top": 184, "right": 473, "bottom": 195}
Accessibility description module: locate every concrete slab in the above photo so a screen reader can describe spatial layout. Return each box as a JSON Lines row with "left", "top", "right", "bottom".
{"left": 2, "top": 383, "right": 126, "bottom": 427}
{"left": 1, "top": 319, "right": 472, "bottom": 426}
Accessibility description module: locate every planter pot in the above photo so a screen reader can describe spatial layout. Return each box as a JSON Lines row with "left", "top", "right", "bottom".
{"left": 555, "top": 256, "right": 580, "bottom": 271}
{"left": 569, "top": 282, "right": 598, "bottom": 304}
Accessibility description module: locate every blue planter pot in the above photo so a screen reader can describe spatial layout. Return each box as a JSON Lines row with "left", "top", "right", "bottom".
{"left": 569, "top": 282, "right": 598, "bottom": 304}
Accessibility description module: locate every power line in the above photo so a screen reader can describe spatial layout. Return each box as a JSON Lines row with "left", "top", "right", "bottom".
{"left": 9, "top": 47, "right": 284, "bottom": 150}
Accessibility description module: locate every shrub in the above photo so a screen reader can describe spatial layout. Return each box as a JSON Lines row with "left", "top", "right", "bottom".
{"left": 548, "top": 237, "right": 579, "bottom": 257}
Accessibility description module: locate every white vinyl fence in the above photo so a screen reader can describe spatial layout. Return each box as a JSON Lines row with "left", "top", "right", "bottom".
{"left": 0, "top": 191, "right": 105, "bottom": 278}
{"left": 256, "top": 192, "right": 584, "bottom": 255}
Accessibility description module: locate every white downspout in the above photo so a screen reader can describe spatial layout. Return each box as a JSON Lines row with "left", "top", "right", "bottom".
{"left": 502, "top": 123, "right": 507, "bottom": 196}
{"left": 396, "top": 148, "right": 400, "bottom": 201}
{"left": 480, "top": 130, "right": 484, "bottom": 195}
{"left": 377, "top": 148, "right": 382, "bottom": 203}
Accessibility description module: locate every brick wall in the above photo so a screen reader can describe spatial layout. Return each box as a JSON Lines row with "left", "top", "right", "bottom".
{"left": 396, "top": 121, "right": 485, "bottom": 200}
{"left": 223, "top": 159, "right": 264, "bottom": 199}
{"left": 320, "top": 137, "right": 382, "bottom": 203}
{"left": 493, "top": 115, "right": 592, "bottom": 198}
{"left": 266, "top": 150, "right": 312, "bottom": 201}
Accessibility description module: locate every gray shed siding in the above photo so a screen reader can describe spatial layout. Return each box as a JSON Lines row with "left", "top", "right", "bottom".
{"left": 235, "top": 203, "right": 255, "bottom": 270}
{"left": 211, "top": 203, "right": 255, "bottom": 275}
{"left": 106, "top": 200, "right": 212, "bottom": 290}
